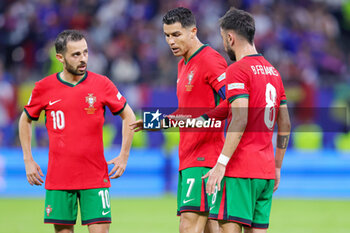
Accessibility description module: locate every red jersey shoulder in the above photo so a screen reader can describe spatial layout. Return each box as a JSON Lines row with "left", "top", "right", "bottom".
{"left": 87, "top": 71, "right": 110, "bottom": 83}
{"left": 86, "top": 71, "right": 117, "bottom": 88}
{"left": 36, "top": 73, "right": 58, "bottom": 85}
{"left": 233, "top": 57, "right": 256, "bottom": 72}
{"left": 243, "top": 56, "right": 280, "bottom": 78}
{"left": 201, "top": 46, "right": 224, "bottom": 61}
{"left": 34, "top": 73, "right": 59, "bottom": 91}
{"left": 87, "top": 71, "right": 107, "bottom": 79}
{"left": 226, "top": 60, "right": 250, "bottom": 80}
{"left": 201, "top": 47, "right": 227, "bottom": 67}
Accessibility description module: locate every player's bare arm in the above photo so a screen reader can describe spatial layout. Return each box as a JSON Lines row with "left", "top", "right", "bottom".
{"left": 19, "top": 111, "right": 44, "bottom": 186}
{"left": 203, "top": 98, "right": 248, "bottom": 194}
{"left": 188, "top": 99, "right": 230, "bottom": 128}
{"left": 274, "top": 104, "right": 291, "bottom": 192}
{"left": 108, "top": 104, "right": 135, "bottom": 179}
{"left": 200, "top": 99, "right": 229, "bottom": 122}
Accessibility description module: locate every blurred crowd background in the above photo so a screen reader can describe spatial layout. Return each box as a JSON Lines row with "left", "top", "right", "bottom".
{"left": 0, "top": 0, "right": 349, "bottom": 150}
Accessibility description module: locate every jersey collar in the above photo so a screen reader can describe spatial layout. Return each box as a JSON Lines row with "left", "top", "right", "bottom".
{"left": 244, "top": 53, "right": 263, "bottom": 58}
{"left": 184, "top": 44, "right": 208, "bottom": 65}
{"left": 57, "top": 71, "right": 88, "bottom": 87}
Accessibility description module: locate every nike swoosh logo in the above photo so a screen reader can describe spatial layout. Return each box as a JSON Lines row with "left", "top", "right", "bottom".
{"left": 102, "top": 210, "right": 110, "bottom": 215}
{"left": 49, "top": 99, "right": 61, "bottom": 105}
{"left": 183, "top": 198, "right": 195, "bottom": 204}
{"left": 210, "top": 206, "right": 215, "bottom": 211}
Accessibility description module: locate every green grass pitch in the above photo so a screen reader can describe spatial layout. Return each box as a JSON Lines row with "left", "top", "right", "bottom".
{"left": 0, "top": 196, "right": 349, "bottom": 233}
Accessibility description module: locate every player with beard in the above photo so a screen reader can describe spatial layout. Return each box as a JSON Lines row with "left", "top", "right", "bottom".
{"left": 202, "top": 8, "right": 291, "bottom": 233}
{"left": 131, "top": 7, "right": 227, "bottom": 233}
{"left": 19, "top": 30, "right": 136, "bottom": 233}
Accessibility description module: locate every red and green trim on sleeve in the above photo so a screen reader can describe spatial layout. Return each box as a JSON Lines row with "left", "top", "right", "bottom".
{"left": 112, "top": 102, "right": 127, "bottom": 115}
{"left": 24, "top": 108, "right": 39, "bottom": 121}
{"left": 228, "top": 94, "right": 249, "bottom": 103}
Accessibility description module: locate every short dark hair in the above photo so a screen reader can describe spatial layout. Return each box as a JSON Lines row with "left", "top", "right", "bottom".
{"left": 55, "top": 30, "right": 86, "bottom": 54}
{"left": 219, "top": 8, "right": 255, "bottom": 45}
{"left": 162, "top": 7, "right": 196, "bottom": 28}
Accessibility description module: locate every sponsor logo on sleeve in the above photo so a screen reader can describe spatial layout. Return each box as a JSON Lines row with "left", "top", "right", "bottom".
{"left": 217, "top": 73, "right": 226, "bottom": 82}
{"left": 228, "top": 83, "right": 245, "bottom": 90}
{"left": 117, "top": 92, "right": 122, "bottom": 100}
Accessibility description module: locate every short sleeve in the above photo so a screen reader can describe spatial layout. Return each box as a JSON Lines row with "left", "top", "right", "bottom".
{"left": 104, "top": 78, "right": 127, "bottom": 115}
{"left": 279, "top": 78, "right": 287, "bottom": 105}
{"left": 206, "top": 53, "right": 227, "bottom": 92}
{"left": 226, "top": 65, "right": 250, "bottom": 103}
{"left": 24, "top": 83, "right": 44, "bottom": 121}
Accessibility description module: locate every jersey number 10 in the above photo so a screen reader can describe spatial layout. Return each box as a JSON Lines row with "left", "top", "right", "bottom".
{"left": 51, "top": 110, "right": 65, "bottom": 130}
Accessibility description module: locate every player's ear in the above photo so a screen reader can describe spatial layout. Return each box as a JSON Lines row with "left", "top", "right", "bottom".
{"left": 190, "top": 26, "right": 197, "bottom": 38}
{"left": 55, "top": 53, "right": 64, "bottom": 64}
{"left": 227, "top": 32, "right": 235, "bottom": 47}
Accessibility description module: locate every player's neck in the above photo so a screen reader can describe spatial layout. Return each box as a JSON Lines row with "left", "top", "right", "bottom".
{"left": 184, "top": 39, "right": 203, "bottom": 62}
{"left": 60, "top": 70, "right": 85, "bottom": 85}
{"left": 235, "top": 43, "right": 258, "bottom": 61}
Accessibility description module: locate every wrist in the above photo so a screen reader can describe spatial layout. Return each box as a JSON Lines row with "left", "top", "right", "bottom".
{"left": 119, "top": 152, "right": 129, "bottom": 157}
{"left": 217, "top": 153, "right": 230, "bottom": 166}
{"left": 23, "top": 155, "right": 33, "bottom": 162}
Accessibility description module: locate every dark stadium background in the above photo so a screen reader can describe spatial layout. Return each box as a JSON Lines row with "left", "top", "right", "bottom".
{"left": 0, "top": 0, "right": 349, "bottom": 232}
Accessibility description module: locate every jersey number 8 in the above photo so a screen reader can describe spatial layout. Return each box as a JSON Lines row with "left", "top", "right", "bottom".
{"left": 264, "top": 83, "right": 276, "bottom": 130}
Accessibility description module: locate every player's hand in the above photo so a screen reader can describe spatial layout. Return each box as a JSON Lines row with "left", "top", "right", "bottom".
{"left": 107, "top": 154, "right": 128, "bottom": 179}
{"left": 202, "top": 163, "right": 226, "bottom": 195}
{"left": 130, "top": 119, "right": 162, "bottom": 131}
{"left": 130, "top": 119, "right": 144, "bottom": 132}
{"left": 24, "top": 159, "right": 44, "bottom": 186}
{"left": 273, "top": 168, "right": 281, "bottom": 192}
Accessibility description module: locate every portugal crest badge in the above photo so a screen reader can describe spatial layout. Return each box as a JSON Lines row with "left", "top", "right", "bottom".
{"left": 185, "top": 71, "right": 194, "bottom": 91}
{"left": 85, "top": 93, "right": 97, "bottom": 114}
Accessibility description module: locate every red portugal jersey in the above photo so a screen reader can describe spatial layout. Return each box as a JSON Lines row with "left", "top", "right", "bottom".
{"left": 226, "top": 54, "right": 287, "bottom": 179}
{"left": 176, "top": 45, "right": 227, "bottom": 170}
{"left": 24, "top": 71, "right": 127, "bottom": 190}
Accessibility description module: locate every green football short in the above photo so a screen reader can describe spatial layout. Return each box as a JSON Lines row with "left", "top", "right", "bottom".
{"left": 177, "top": 167, "right": 214, "bottom": 216}
{"left": 209, "top": 177, "right": 274, "bottom": 229}
{"left": 44, "top": 188, "right": 111, "bottom": 225}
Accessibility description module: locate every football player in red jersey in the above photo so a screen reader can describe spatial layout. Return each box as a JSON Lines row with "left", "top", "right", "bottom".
{"left": 19, "top": 30, "right": 135, "bottom": 233}
{"left": 202, "top": 8, "right": 291, "bottom": 233}
{"left": 131, "top": 7, "right": 227, "bottom": 233}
